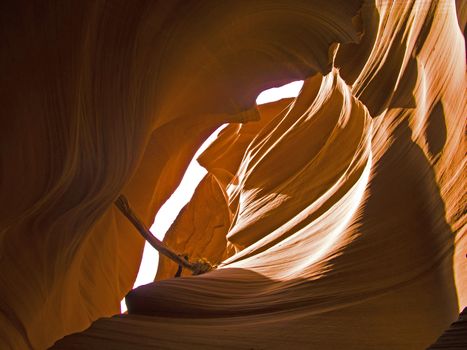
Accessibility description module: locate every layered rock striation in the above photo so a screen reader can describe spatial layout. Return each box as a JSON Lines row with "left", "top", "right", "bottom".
{"left": 0, "top": 0, "right": 465, "bottom": 349}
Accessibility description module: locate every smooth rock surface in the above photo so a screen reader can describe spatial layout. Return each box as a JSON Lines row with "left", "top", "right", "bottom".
{"left": 0, "top": 0, "right": 465, "bottom": 349}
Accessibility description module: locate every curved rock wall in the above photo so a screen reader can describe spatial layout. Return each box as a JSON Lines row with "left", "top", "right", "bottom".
{"left": 0, "top": 0, "right": 465, "bottom": 349}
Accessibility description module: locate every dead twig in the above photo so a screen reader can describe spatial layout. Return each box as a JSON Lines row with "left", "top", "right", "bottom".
{"left": 114, "top": 195, "right": 214, "bottom": 275}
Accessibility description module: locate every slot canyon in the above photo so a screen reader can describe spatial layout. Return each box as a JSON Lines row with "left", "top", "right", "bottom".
{"left": 0, "top": 1, "right": 466, "bottom": 349}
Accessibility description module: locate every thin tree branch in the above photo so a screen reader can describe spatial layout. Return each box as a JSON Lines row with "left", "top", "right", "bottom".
{"left": 114, "top": 195, "right": 214, "bottom": 275}
{"left": 114, "top": 195, "right": 194, "bottom": 270}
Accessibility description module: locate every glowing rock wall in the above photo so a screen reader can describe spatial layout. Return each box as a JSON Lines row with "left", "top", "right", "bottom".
{"left": 0, "top": 0, "right": 465, "bottom": 349}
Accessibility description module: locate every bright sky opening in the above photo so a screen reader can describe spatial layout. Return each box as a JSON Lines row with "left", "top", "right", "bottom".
{"left": 121, "top": 80, "right": 304, "bottom": 313}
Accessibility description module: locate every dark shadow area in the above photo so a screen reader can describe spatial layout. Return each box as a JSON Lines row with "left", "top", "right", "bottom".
{"left": 332, "top": 118, "right": 458, "bottom": 344}
{"left": 335, "top": 0, "right": 379, "bottom": 84}
{"left": 389, "top": 56, "right": 418, "bottom": 109}
{"left": 425, "top": 100, "right": 447, "bottom": 158}
{"left": 428, "top": 307, "right": 467, "bottom": 349}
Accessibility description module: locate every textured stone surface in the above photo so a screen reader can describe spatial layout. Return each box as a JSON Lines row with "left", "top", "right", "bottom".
{"left": 428, "top": 307, "right": 467, "bottom": 349}
{"left": 0, "top": 0, "right": 465, "bottom": 349}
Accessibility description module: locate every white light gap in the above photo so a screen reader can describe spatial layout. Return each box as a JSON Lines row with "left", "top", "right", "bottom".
{"left": 256, "top": 80, "right": 304, "bottom": 104}
{"left": 121, "top": 80, "right": 303, "bottom": 312}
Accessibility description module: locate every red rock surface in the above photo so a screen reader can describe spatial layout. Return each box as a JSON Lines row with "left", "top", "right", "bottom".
{"left": 0, "top": 1, "right": 465, "bottom": 349}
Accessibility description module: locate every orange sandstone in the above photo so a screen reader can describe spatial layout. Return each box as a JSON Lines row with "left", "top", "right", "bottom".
{"left": 0, "top": 0, "right": 465, "bottom": 349}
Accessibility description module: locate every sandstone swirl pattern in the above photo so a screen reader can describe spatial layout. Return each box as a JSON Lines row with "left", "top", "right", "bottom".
{"left": 0, "top": 1, "right": 465, "bottom": 349}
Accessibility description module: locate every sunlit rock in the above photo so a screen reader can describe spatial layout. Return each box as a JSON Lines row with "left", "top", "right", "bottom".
{"left": 0, "top": 0, "right": 465, "bottom": 349}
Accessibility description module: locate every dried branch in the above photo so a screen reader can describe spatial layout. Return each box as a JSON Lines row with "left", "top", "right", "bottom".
{"left": 114, "top": 195, "right": 214, "bottom": 275}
